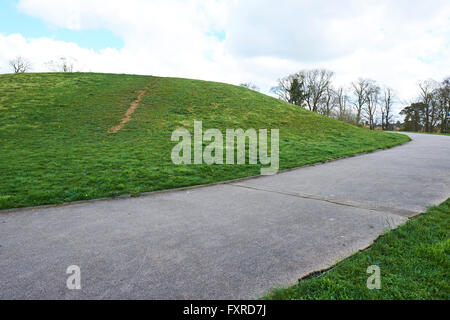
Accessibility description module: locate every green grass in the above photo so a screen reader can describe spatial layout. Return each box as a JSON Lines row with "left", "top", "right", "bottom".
{"left": 264, "top": 199, "right": 450, "bottom": 300}
{"left": 0, "top": 73, "right": 410, "bottom": 210}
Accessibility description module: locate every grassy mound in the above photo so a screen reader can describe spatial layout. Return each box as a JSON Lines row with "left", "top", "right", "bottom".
{"left": 0, "top": 73, "right": 409, "bottom": 210}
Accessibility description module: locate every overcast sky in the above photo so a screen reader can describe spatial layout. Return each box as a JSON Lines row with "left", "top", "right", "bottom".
{"left": 1, "top": 0, "right": 449, "bottom": 115}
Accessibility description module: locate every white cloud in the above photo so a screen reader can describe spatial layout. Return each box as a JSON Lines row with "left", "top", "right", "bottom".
{"left": 0, "top": 0, "right": 448, "bottom": 111}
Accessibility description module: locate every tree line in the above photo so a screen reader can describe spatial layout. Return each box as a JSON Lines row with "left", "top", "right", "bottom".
{"left": 267, "top": 69, "right": 449, "bottom": 133}
{"left": 269, "top": 69, "right": 399, "bottom": 131}
{"left": 400, "top": 78, "right": 449, "bottom": 133}
{"left": 7, "top": 56, "right": 78, "bottom": 74}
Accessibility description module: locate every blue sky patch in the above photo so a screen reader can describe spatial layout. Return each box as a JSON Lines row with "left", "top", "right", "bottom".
{"left": 0, "top": 0, "right": 124, "bottom": 51}
{"left": 206, "top": 29, "right": 226, "bottom": 41}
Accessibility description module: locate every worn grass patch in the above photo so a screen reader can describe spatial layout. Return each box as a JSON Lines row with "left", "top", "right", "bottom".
{"left": 264, "top": 199, "right": 450, "bottom": 300}
{"left": 0, "top": 73, "right": 410, "bottom": 210}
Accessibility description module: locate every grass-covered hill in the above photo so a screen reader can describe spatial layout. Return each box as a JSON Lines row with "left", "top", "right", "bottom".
{"left": 0, "top": 73, "right": 409, "bottom": 210}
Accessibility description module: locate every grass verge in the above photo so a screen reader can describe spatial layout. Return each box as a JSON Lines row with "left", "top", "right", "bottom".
{"left": 264, "top": 199, "right": 450, "bottom": 300}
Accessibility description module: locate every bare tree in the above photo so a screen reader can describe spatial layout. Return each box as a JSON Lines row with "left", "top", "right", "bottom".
{"left": 271, "top": 76, "right": 291, "bottom": 102}
{"left": 334, "top": 87, "right": 349, "bottom": 121}
{"left": 302, "top": 69, "right": 334, "bottom": 112}
{"left": 271, "top": 73, "right": 307, "bottom": 107}
{"left": 239, "top": 82, "right": 260, "bottom": 92}
{"left": 9, "top": 56, "right": 32, "bottom": 73}
{"left": 46, "top": 56, "right": 77, "bottom": 72}
{"left": 381, "top": 87, "right": 395, "bottom": 130}
{"left": 437, "top": 77, "right": 450, "bottom": 133}
{"left": 319, "top": 86, "right": 336, "bottom": 117}
{"left": 363, "top": 81, "right": 380, "bottom": 130}
{"left": 418, "top": 79, "right": 438, "bottom": 132}
{"left": 351, "top": 78, "right": 370, "bottom": 125}
{"left": 272, "top": 69, "right": 334, "bottom": 111}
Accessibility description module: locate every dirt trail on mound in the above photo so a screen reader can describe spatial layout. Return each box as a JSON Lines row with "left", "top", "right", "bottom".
{"left": 109, "top": 88, "right": 148, "bottom": 133}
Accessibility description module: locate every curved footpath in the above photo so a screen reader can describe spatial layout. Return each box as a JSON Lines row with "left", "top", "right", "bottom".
{"left": 0, "top": 132, "right": 449, "bottom": 299}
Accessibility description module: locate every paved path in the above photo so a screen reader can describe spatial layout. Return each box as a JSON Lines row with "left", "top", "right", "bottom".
{"left": 0, "top": 132, "right": 449, "bottom": 299}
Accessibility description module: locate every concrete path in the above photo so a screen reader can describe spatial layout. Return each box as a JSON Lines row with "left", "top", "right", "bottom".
{"left": 0, "top": 132, "right": 449, "bottom": 299}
